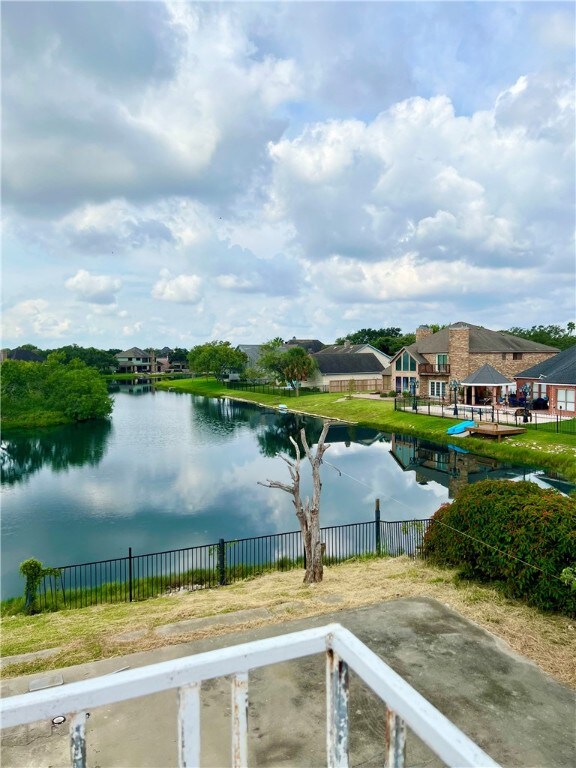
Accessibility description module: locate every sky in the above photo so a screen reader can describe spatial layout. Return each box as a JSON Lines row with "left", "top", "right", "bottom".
{"left": 2, "top": 1, "right": 575, "bottom": 352}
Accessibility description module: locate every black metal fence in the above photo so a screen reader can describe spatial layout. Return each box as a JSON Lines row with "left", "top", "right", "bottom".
{"left": 394, "top": 397, "right": 575, "bottom": 434}
{"left": 35, "top": 514, "right": 431, "bottom": 611}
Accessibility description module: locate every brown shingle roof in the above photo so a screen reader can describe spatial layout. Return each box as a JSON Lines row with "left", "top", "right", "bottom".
{"left": 414, "top": 322, "right": 558, "bottom": 354}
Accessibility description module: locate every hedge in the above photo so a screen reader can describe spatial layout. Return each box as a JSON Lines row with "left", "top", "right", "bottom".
{"left": 422, "top": 480, "right": 576, "bottom": 616}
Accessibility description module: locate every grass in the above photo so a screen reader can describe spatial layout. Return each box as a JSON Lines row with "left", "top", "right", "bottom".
{"left": 156, "top": 378, "right": 576, "bottom": 481}
{"left": 2, "top": 557, "right": 575, "bottom": 689}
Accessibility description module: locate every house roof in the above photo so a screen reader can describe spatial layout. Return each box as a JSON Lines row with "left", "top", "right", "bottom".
{"left": 514, "top": 345, "right": 576, "bottom": 386}
{"left": 285, "top": 338, "right": 325, "bottom": 353}
{"left": 6, "top": 347, "right": 44, "bottom": 362}
{"left": 413, "top": 322, "right": 559, "bottom": 354}
{"left": 312, "top": 352, "right": 384, "bottom": 375}
{"left": 461, "top": 364, "right": 513, "bottom": 386}
{"left": 116, "top": 347, "right": 150, "bottom": 358}
{"left": 318, "top": 343, "right": 391, "bottom": 360}
{"left": 237, "top": 344, "right": 262, "bottom": 366}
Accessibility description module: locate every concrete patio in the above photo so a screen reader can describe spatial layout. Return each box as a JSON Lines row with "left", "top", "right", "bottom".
{"left": 1, "top": 597, "right": 574, "bottom": 767}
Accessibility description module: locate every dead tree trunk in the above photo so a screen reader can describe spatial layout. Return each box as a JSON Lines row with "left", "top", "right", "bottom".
{"left": 259, "top": 421, "right": 331, "bottom": 583}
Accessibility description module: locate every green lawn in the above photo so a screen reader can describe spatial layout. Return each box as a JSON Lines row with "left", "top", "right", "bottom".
{"left": 156, "top": 378, "right": 576, "bottom": 481}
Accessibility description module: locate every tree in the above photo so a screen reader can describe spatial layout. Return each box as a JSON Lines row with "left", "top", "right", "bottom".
{"left": 1, "top": 357, "right": 113, "bottom": 425}
{"left": 259, "top": 421, "right": 332, "bottom": 583}
{"left": 334, "top": 327, "right": 417, "bottom": 356}
{"left": 44, "top": 344, "right": 119, "bottom": 373}
{"left": 281, "top": 346, "right": 317, "bottom": 395}
{"left": 258, "top": 338, "right": 287, "bottom": 381}
{"left": 187, "top": 341, "right": 248, "bottom": 381}
{"left": 258, "top": 340, "right": 317, "bottom": 394}
{"left": 169, "top": 347, "right": 189, "bottom": 364}
{"left": 505, "top": 325, "right": 576, "bottom": 351}
{"left": 47, "top": 358, "right": 114, "bottom": 421}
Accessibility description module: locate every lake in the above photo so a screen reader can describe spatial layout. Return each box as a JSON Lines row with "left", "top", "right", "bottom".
{"left": 0, "top": 389, "right": 565, "bottom": 599}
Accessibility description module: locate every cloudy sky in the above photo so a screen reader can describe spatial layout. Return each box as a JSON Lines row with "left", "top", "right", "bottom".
{"left": 2, "top": 1, "right": 574, "bottom": 351}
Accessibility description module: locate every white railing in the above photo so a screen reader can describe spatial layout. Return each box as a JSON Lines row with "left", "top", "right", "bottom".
{"left": 0, "top": 623, "right": 499, "bottom": 768}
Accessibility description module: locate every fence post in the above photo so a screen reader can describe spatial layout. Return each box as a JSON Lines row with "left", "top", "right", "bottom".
{"left": 375, "top": 498, "right": 381, "bottom": 556}
{"left": 218, "top": 538, "right": 226, "bottom": 586}
{"left": 128, "top": 547, "right": 133, "bottom": 603}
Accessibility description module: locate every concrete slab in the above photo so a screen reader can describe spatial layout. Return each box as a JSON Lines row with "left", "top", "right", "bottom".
{"left": 1, "top": 597, "right": 574, "bottom": 767}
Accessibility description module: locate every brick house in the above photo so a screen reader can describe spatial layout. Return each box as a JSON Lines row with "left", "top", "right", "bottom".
{"left": 515, "top": 345, "right": 576, "bottom": 416}
{"left": 389, "top": 322, "right": 559, "bottom": 404}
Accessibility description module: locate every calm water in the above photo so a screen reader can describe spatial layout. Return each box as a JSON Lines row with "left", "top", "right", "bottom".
{"left": 1, "top": 390, "right": 564, "bottom": 598}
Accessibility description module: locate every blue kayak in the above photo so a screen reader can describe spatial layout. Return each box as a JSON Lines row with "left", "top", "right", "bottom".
{"left": 446, "top": 420, "right": 475, "bottom": 435}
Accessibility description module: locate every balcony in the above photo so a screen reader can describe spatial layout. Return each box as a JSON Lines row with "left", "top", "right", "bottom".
{"left": 418, "top": 363, "right": 450, "bottom": 375}
{"left": 0, "top": 623, "right": 498, "bottom": 768}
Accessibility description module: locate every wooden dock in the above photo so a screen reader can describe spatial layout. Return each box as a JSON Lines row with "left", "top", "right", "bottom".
{"left": 468, "top": 422, "right": 527, "bottom": 442}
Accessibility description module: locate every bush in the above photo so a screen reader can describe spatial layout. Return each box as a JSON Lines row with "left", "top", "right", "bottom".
{"left": 422, "top": 480, "right": 576, "bottom": 615}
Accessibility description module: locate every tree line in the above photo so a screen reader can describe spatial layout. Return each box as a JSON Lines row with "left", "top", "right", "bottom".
{"left": 1, "top": 354, "right": 113, "bottom": 427}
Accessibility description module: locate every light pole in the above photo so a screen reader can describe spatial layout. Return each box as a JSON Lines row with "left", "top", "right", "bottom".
{"left": 520, "top": 383, "right": 531, "bottom": 423}
{"left": 410, "top": 379, "right": 419, "bottom": 411}
{"left": 450, "top": 379, "right": 460, "bottom": 417}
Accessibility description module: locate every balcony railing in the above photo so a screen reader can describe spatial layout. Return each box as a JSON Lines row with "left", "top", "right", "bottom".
{"left": 0, "top": 623, "right": 499, "bottom": 768}
{"left": 418, "top": 363, "right": 451, "bottom": 375}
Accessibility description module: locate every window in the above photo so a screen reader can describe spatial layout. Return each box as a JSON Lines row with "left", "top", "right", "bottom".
{"left": 437, "top": 354, "right": 448, "bottom": 366}
{"left": 557, "top": 389, "right": 575, "bottom": 411}
{"left": 429, "top": 381, "right": 446, "bottom": 398}
{"left": 533, "top": 383, "right": 547, "bottom": 399}
{"left": 501, "top": 353, "right": 507, "bottom": 360}
{"left": 513, "top": 353, "right": 523, "bottom": 360}
{"left": 396, "top": 352, "right": 416, "bottom": 371}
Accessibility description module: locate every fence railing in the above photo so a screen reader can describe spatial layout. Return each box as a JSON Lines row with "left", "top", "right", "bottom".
{"left": 35, "top": 515, "right": 431, "bottom": 612}
{"left": 0, "top": 623, "right": 499, "bottom": 768}
{"left": 394, "top": 397, "right": 575, "bottom": 434}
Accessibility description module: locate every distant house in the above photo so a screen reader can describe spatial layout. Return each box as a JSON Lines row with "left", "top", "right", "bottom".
{"left": 237, "top": 344, "right": 264, "bottom": 369}
{"left": 515, "top": 345, "right": 576, "bottom": 416}
{"left": 0, "top": 347, "right": 44, "bottom": 362}
{"left": 318, "top": 340, "right": 391, "bottom": 369}
{"left": 305, "top": 352, "right": 385, "bottom": 392}
{"left": 115, "top": 347, "right": 154, "bottom": 374}
{"left": 389, "top": 322, "right": 558, "bottom": 405}
{"left": 284, "top": 337, "right": 325, "bottom": 353}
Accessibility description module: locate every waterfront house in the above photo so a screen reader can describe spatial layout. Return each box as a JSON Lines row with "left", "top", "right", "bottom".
{"left": 515, "top": 345, "right": 576, "bottom": 415}
{"left": 389, "top": 322, "right": 558, "bottom": 404}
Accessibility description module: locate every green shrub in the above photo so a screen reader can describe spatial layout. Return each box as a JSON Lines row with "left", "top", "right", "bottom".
{"left": 422, "top": 480, "right": 576, "bottom": 616}
{"left": 19, "top": 558, "right": 61, "bottom": 614}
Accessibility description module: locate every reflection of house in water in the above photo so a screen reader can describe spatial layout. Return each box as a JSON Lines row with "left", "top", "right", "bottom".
{"left": 389, "top": 434, "right": 534, "bottom": 499}
{"left": 110, "top": 378, "right": 155, "bottom": 395}
{"left": 325, "top": 424, "right": 387, "bottom": 447}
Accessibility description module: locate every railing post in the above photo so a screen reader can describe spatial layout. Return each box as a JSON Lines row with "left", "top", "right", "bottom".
{"left": 375, "top": 499, "right": 381, "bottom": 556}
{"left": 70, "top": 711, "right": 88, "bottom": 768}
{"left": 218, "top": 538, "right": 227, "bottom": 586}
{"left": 385, "top": 707, "right": 406, "bottom": 767}
{"left": 326, "top": 648, "right": 349, "bottom": 767}
{"left": 128, "top": 547, "right": 133, "bottom": 603}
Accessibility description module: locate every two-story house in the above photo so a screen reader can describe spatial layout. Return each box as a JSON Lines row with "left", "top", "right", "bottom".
{"left": 115, "top": 347, "right": 154, "bottom": 374}
{"left": 390, "top": 322, "right": 559, "bottom": 405}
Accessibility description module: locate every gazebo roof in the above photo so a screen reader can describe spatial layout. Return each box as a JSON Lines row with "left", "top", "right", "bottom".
{"left": 461, "top": 364, "right": 513, "bottom": 386}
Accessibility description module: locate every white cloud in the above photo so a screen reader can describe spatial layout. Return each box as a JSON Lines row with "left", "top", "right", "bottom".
{"left": 152, "top": 269, "right": 203, "bottom": 304}
{"left": 65, "top": 269, "right": 122, "bottom": 304}
{"left": 2, "top": 299, "right": 71, "bottom": 340}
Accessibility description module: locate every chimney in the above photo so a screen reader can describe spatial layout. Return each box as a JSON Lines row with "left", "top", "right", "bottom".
{"left": 448, "top": 323, "right": 470, "bottom": 379}
{"left": 415, "top": 325, "right": 432, "bottom": 343}
{"left": 344, "top": 339, "right": 351, "bottom": 349}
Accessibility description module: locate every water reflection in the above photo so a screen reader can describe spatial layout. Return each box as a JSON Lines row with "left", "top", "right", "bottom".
{"left": 1, "top": 391, "right": 572, "bottom": 599}
{"left": 108, "top": 378, "right": 154, "bottom": 395}
{"left": 1, "top": 420, "right": 112, "bottom": 486}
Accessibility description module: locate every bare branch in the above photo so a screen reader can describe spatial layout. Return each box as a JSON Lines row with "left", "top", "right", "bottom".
{"left": 257, "top": 480, "right": 294, "bottom": 495}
